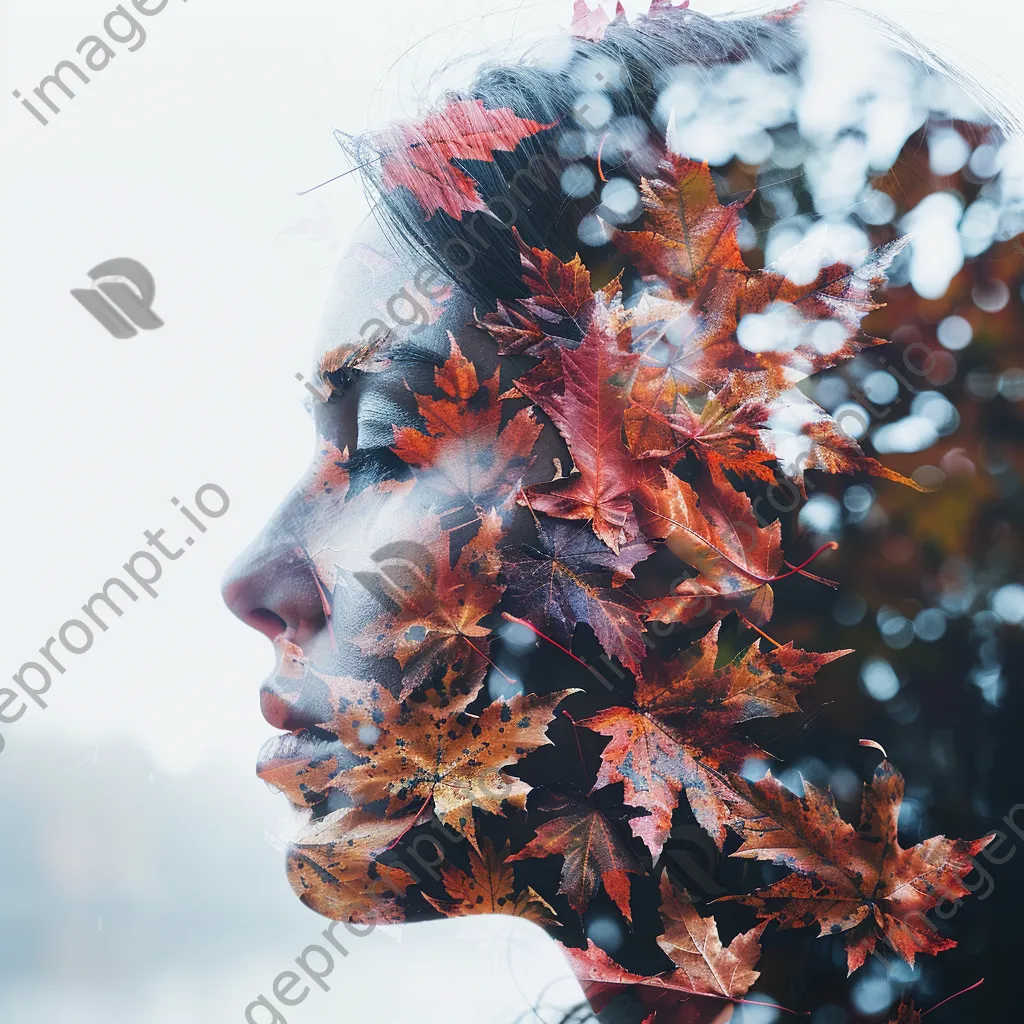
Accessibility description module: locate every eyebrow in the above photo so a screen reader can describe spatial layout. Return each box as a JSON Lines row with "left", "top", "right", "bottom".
{"left": 385, "top": 340, "right": 446, "bottom": 367}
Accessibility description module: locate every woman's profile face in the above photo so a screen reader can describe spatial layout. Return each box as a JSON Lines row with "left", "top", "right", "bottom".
{"left": 218, "top": 10, "right": 1008, "bottom": 1017}
{"left": 221, "top": 219, "right": 571, "bottom": 922}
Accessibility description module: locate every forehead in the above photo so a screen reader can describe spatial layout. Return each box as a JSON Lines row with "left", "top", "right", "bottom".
{"left": 312, "top": 217, "right": 468, "bottom": 375}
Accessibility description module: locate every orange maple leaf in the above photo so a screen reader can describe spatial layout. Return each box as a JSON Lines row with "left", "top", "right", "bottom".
{"left": 615, "top": 154, "right": 911, "bottom": 404}
{"left": 424, "top": 838, "right": 559, "bottom": 925}
{"left": 304, "top": 438, "right": 351, "bottom": 500}
{"left": 719, "top": 758, "right": 994, "bottom": 973}
{"left": 353, "top": 509, "right": 505, "bottom": 699}
{"left": 639, "top": 469, "right": 783, "bottom": 627}
{"left": 286, "top": 807, "right": 417, "bottom": 924}
{"left": 393, "top": 335, "right": 542, "bottom": 519}
{"left": 324, "top": 679, "right": 575, "bottom": 851}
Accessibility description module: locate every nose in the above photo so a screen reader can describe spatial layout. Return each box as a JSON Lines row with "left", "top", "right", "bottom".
{"left": 221, "top": 509, "right": 328, "bottom": 649}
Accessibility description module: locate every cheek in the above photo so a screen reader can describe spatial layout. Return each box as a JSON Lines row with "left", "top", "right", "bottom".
{"left": 304, "top": 484, "right": 436, "bottom": 613}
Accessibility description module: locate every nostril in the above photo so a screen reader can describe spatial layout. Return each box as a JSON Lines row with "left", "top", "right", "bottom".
{"left": 247, "top": 608, "right": 289, "bottom": 641}
{"left": 221, "top": 529, "right": 328, "bottom": 645}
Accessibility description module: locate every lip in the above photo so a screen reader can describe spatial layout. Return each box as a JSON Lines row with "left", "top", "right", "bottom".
{"left": 257, "top": 731, "right": 343, "bottom": 775}
{"left": 256, "top": 731, "right": 348, "bottom": 805}
{"left": 255, "top": 632, "right": 360, "bottom": 810}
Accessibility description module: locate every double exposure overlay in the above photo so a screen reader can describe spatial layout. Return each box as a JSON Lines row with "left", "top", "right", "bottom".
{"left": 221, "top": 3, "right": 1024, "bottom": 1020}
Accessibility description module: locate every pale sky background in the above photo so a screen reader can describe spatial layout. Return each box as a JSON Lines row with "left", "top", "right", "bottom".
{"left": 1, "top": 1, "right": 1021, "bottom": 1022}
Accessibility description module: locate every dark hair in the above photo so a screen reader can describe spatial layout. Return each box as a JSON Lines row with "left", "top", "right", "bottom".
{"left": 347, "top": 5, "right": 802, "bottom": 308}
{"left": 346, "top": 1, "right": 1020, "bottom": 320}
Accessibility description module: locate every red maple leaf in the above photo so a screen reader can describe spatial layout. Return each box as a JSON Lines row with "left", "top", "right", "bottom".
{"left": 521, "top": 316, "right": 646, "bottom": 553}
{"left": 887, "top": 1000, "right": 922, "bottom": 1024}
{"left": 581, "top": 622, "right": 849, "bottom": 857}
{"left": 562, "top": 942, "right": 750, "bottom": 1024}
{"left": 479, "top": 233, "right": 596, "bottom": 356}
{"left": 719, "top": 757, "right": 994, "bottom": 973}
{"left": 478, "top": 230, "right": 630, "bottom": 360}
{"left": 376, "top": 99, "right": 555, "bottom": 220}
{"left": 510, "top": 794, "right": 644, "bottom": 922}
{"left": 561, "top": 874, "right": 762, "bottom": 1023}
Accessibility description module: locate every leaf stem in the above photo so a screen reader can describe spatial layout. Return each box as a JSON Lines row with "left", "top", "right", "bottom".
{"left": 737, "top": 613, "right": 783, "bottom": 648}
{"left": 922, "top": 977, "right": 984, "bottom": 1016}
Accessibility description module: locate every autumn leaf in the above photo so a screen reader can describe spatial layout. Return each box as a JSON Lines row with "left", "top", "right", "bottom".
{"left": 625, "top": 383, "right": 775, "bottom": 490}
{"left": 776, "top": 411, "right": 926, "bottom": 495}
{"left": 353, "top": 509, "right": 505, "bottom": 699}
{"left": 424, "top": 838, "right": 559, "bottom": 925}
{"left": 719, "top": 758, "right": 994, "bottom": 973}
{"left": 560, "top": 880, "right": 764, "bottom": 1024}
{"left": 286, "top": 807, "right": 417, "bottom": 924}
{"left": 256, "top": 722, "right": 363, "bottom": 809}
{"left": 501, "top": 514, "right": 654, "bottom": 679}
{"left": 561, "top": 940, "right": 741, "bottom": 1024}
{"left": 656, "top": 874, "right": 765, "bottom": 1001}
{"left": 392, "top": 335, "right": 542, "bottom": 518}
{"left": 305, "top": 438, "right": 350, "bottom": 500}
{"left": 581, "top": 622, "right": 849, "bottom": 857}
{"left": 640, "top": 469, "right": 783, "bottom": 627}
{"left": 622, "top": 285, "right": 740, "bottom": 416}
{"left": 521, "top": 315, "right": 645, "bottom": 553}
{"left": 510, "top": 794, "right": 644, "bottom": 922}
{"left": 702, "top": 237, "right": 911, "bottom": 403}
{"left": 325, "top": 678, "right": 575, "bottom": 851}
{"left": 615, "top": 154, "right": 909, "bottom": 402}
{"left": 256, "top": 650, "right": 369, "bottom": 809}
{"left": 614, "top": 155, "right": 748, "bottom": 291}
{"left": 478, "top": 232, "right": 598, "bottom": 357}
{"left": 570, "top": 0, "right": 627, "bottom": 41}
{"left": 376, "top": 99, "right": 555, "bottom": 220}
{"left": 887, "top": 1000, "right": 922, "bottom": 1024}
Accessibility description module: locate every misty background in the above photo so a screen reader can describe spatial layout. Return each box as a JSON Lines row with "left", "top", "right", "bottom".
{"left": 3, "top": 0, "right": 1023, "bottom": 1021}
